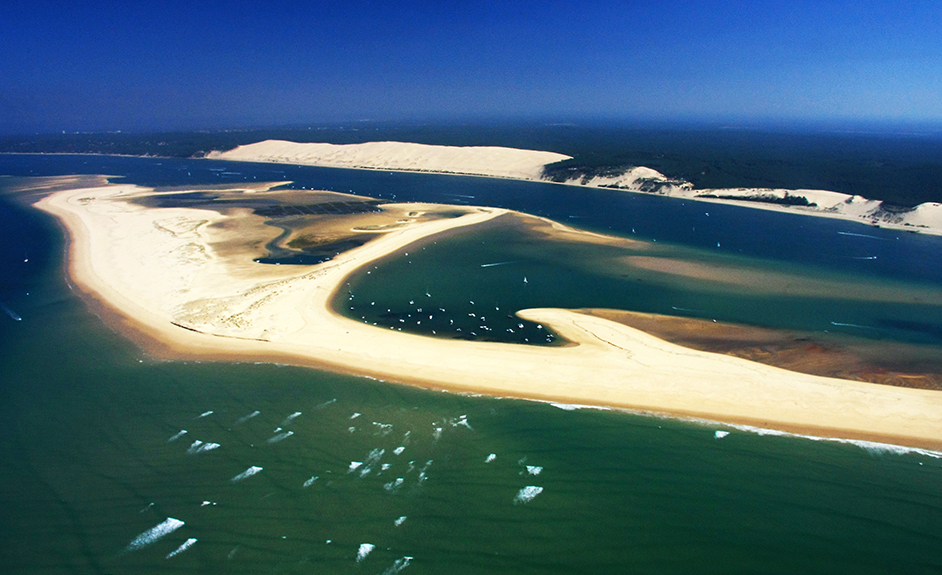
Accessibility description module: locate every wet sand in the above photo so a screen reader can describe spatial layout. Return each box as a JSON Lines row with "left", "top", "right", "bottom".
{"left": 581, "top": 309, "right": 942, "bottom": 391}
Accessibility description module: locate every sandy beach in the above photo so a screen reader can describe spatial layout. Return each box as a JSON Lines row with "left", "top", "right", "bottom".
{"left": 30, "top": 176, "right": 942, "bottom": 450}
{"left": 210, "top": 140, "right": 942, "bottom": 235}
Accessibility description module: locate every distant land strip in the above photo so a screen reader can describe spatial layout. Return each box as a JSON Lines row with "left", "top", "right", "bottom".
{"left": 208, "top": 140, "right": 942, "bottom": 235}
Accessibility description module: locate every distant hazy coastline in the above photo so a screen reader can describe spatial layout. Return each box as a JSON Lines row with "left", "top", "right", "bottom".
{"left": 209, "top": 140, "right": 942, "bottom": 235}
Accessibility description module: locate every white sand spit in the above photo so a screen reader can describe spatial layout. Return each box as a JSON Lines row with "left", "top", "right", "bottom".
{"left": 33, "top": 180, "right": 942, "bottom": 450}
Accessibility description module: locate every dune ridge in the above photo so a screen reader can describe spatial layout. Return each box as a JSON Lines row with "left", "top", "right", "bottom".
{"left": 206, "top": 139, "right": 571, "bottom": 181}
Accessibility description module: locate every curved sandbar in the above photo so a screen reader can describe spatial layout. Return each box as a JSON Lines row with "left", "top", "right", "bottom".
{"left": 35, "top": 179, "right": 942, "bottom": 450}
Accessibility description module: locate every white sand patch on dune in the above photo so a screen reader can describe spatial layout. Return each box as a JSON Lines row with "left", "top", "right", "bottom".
{"left": 209, "top": 140, "right": 571, "bottom": 181}
{"left": 685, "top": 188, "right": 942, "bottom": 235}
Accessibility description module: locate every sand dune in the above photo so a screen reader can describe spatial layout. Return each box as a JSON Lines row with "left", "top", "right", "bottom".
{"left": 33, "top": 178, "right": 942, "bottom": 450}
{"left": 207, "top": 139, "right": 571, "bottom": 181}
{"left": 210, "top": 140, "right": 942, "bottom": 235}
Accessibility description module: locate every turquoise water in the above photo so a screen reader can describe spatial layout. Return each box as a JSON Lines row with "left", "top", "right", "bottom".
{"left": 342, "top": 216, "right": 942, "bottom": 351}
{"left": 2, "top": 156, "right": 942, "bottom": 573}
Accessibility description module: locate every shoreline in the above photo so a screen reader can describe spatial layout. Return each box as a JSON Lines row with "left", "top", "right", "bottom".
{"left": 30, "top": 177, "right": 942, "bottom": 451}
{"left": 208, "top": 140, "right": 942, "bottom": 236}
{"left": 6, "top": 145, "right": 940, "bottom": 235}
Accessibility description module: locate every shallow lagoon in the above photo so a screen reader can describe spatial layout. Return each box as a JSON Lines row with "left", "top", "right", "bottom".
{"left": 1, "top": 155, "right": 942, "bottom": 573}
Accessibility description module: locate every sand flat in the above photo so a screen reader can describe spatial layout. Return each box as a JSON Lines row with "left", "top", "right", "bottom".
{"left": 34, "top": 179, "right": 942, "bottom": 450}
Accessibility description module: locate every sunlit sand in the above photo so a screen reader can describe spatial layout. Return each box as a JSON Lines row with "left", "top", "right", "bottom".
{"left": 33, "top": 177, "right": 942, "bottom": 450}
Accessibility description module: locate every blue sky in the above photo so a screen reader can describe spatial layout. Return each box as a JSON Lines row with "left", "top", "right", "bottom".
{"left": 2, "top": 0, "right": 941, "bottom": 133}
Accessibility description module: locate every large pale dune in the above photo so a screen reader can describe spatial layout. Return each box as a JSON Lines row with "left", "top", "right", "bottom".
{"left": 207, "top": 139, "right": 572, "bottom": 181}
{"left": 34, "top": 178, "right": 942, "bottom": 450}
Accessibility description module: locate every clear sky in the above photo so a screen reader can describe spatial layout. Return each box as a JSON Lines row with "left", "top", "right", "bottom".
{"left": 2, "top": 0, "right": 941, "bottom": 133}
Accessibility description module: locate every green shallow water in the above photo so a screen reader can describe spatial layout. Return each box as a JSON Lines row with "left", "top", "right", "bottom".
{"left": 1, "top": 194, "right": 941, "bottom": 574}
{"left": 341, "top": 215, "right": 942, "bottom": 350}
{"left": 3, "top": 149, "right": 942, "bottom": 575}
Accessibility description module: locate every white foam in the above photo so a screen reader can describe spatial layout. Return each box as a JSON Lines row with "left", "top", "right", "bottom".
{"left": 548, "top": 402, "right": 611, "bottom": 412}
{"left": 167, "top": 430, "right": 187, "bottom": 442}
{"left": 381, "top": 556, "right": 414, "bottom": 574}
{"left": 166, "top": 538, "right": 197, "bottom": 559}
{"left": 715, "top": 430, "right": 730, "bottom": 439}
{"left": 393, "top": 446, "right": 405, "bottom": 455}
{"left": 126, "top": 518, "right": 185, "bottom": 551}
{"left": 514, "top": 486, "right": 543, "bottom": 504}
{"left": 373, "top": 422, "right": 393, "bottom": 436}
{"left": 314, "top": 398, "right": 337, "bottom": 409}
{"left": 359, "top": 448, "right": 386, "bottom": 477}
{"left": 485, "top": 453, "right": 496, "bottom": 463}
{"left": 350, "top": 412, "right": 361, "bottom": 420}
{"left": 356, "top": 543, "right": 375, "bottom": 562}
{"left": 526, "top": 465, "right": 542, "bottom": 476}
{"left": 349, "top": 461, "right": 363, "bottom": 472}
{"left": 266, "top": 431, "right": 294, "bottom": 444}
{"left": 233, "top": 410, "right": 260, "bottom": 426}
{"left": 381, "top": 463, "right": 391, "bottom": 471}
{"left": 230, "top": 466, "right": 263, "bottom": 482}
{"left": 394, "top": 515, "right": 407, "bottom": 527}
{"left": 303, "top": 476, "right": 319, "bottom": 487}
{"left": 720, "top": 422, "right": 942, "bottom": 459}
{"left": 186, "top": 440, "right": 220, "bottom": 455}
{"left": 280, "top": 411, "right": 302, "bottom": 426}
{"left": 541, "top": 398, "right": 942, "bottom": 461}
{"left": 432, "top": 427, "right": 442, "bottom": 441}
{"left": 384, "top": 477, "right": 405, "bottom": 492}
{"left": 196, "top": 410, "right": 213, "bottom": 419}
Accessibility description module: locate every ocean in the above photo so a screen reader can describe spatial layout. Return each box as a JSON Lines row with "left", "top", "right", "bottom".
{"left": 1, "top": 150, "right": 941, "bottom": 573}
